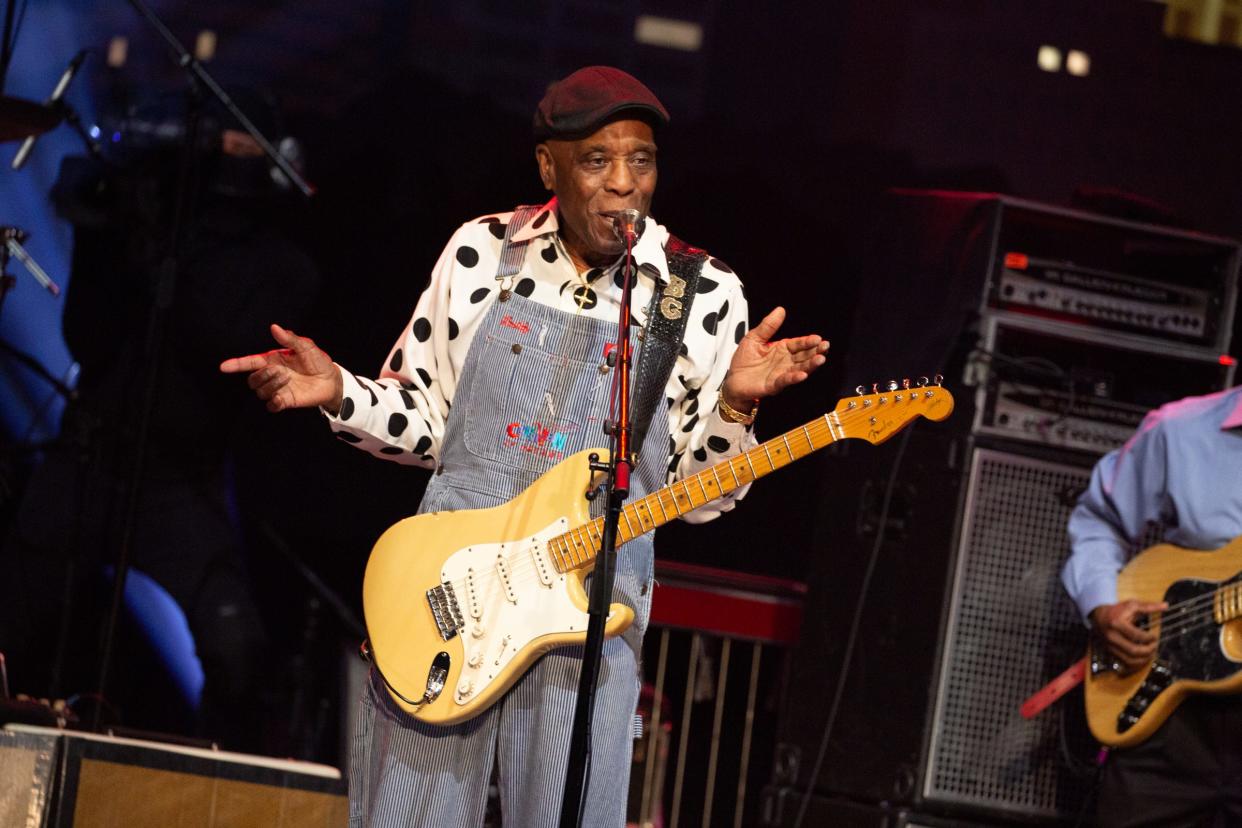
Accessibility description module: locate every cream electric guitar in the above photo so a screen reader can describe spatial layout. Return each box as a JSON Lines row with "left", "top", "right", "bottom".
{"left": 363, "top": 380, "right": 955, "bottom": 725}
{"left": 1087, "top": 535, "right": 1242, "bottom": 748}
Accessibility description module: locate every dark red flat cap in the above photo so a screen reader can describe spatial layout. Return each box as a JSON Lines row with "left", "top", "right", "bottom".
{"left": 533, "top": 66, "right": 669, "bottom": 141}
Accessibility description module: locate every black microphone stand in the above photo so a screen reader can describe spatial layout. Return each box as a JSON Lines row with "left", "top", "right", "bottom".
{"left": 559, "top": 222, "right": 639, "bottom": 827}
{"left": 91, "top": 0, "right": 315, "bottom": 730}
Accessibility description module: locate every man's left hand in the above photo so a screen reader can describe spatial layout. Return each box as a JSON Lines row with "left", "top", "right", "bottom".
{"left": 721, "top": 306, "right": 829, "bottom": 410}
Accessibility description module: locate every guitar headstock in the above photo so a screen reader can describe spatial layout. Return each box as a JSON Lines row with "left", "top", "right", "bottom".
{"left": 833, "top": 376, "right": 955, "bottom": 445}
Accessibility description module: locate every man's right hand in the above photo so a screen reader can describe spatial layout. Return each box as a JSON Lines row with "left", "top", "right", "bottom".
{"left": 1089, "top": 599, "right": 1168, "bottom": 672}
{"left": 219, "top": 323, "right": 344, "bottom": 414}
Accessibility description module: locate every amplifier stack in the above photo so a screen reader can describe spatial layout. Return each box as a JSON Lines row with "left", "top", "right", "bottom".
{"left": 766, "top": 190, "right": 1241, "bottom": 827}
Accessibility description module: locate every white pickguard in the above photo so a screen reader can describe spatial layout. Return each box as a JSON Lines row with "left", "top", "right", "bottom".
{"left": 440, "top": 516, "right": 599, "bottom": 706}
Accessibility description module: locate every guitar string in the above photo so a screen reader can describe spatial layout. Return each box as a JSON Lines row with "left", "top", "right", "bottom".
{"left": 434, "top": 409, "right": 853, "bottom": 597}
{"left": 432, "top": 412, "right": 844, "bottom": 600}
{"left": 433, "top": 415, "right": 837, "bottom": 600}
{"left": 432, "top": 398, "right": 934, "bottom": 602}
{"left": 1138, "top": 588, "right": 1242, "bottom": 639}
{"left": 428, "top": 397, "right": 936, "bottom": 609}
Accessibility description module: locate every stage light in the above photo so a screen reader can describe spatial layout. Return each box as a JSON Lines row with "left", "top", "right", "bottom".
{"left": 635, "top": 15, "right": 703, "bottom": 52}
{"left": 1067, "top": 50, "right": 1091, "bottom": 76}
{"left": 1037, "top": 45, "right": 1062, "bottom": 72}
{"left": 195, "top": 30, "right": 217, "bottom": 62}
{"left": 107, "top": 36, "right": 127, "bottom": 69}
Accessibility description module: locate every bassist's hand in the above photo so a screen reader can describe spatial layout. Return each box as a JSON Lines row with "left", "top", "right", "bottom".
{"left": 1090, "top": 600, "right": 1167, "bottom": 672}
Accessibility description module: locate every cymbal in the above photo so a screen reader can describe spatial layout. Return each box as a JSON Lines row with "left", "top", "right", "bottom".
{"left": 0, "top": 96, "right": 60, "bottom": 142}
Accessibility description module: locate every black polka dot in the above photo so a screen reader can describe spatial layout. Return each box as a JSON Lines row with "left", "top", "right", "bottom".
{"left": 448, "top": 318, "right": 460, "bottom": 340}
{"left": 585, "top": 267, "right": 605, "bottom": 283}
{"left": 414, "top": 435, "right": 433, "bottom": 455}
{"left": 709, "top": 258, "right": 733, "bottom": 274}
{"left": 335, "top": 430, "right": 362, "bottom": 443}
{"left": 735, "top": 321, "right": 747, "bottom": 344}
{"left": 681, "top": 414, "right": 699, "bottom": 433}
{"left": 388, "top": 412, "right": 408, "bottom": 437}
{"left": 541, "top": 244, "right": 558, "bottom": 263}
{"left": 399, "top": 389, "right": 414, "bottom": 409}
{"left": 389, "top": 348, "right": 403, "bottom": 372}
{"left": 421, "top": 454, "right": 434, "bottom": 462}
{"left": 470, "top": 287, "right": 490, "bottom": 304}
{"left": 699, "top": 277, "right": 719, "bottom": 294}
{"left": 638, "top": 262, "right": 661, "bottom": 282}
{"left": 515, "top": 278, "right": 536, "bottom": 297}
{"left": 559, "top": 280, "right": 573, "bottom": 295}
{"left": 678, "top": 374, "right": 690, "bottom": 388}
{"left": 707, "top": 435, "right": 732, "bottom": 453}
{"left": 379, "top": 447, "right": 404, "bottom": 455}
{"left": 572, "top": 286, "right": 598, "bottom": 310}
{"left": 456, "top": 246, "right": 479, "bottom": 267}
{"left": 412, "top": 318, "right": 432, "bottom": 342}
{"left": 686, "top": 399, "right": 699, "bottom": 416}
{"left": 340, "top": 398, "right": 355, "bottom": 421}
{"left": 718, "top": 300, "right": 730, "bottom": 320}
{"left": 702, "top": 311, "right": 719, "bottom": 336}
{"left": 416, "top": 368, "right": 432, "bottom": 387}
{"left": 478, "top": 216, "right": 501, "bottom": 224}
{"left": 532, "top": 210, "right": 550, "bottom": 229}
{"left": 678, "top": 343, "right": 689, "bottom": 357}
{"left": 666, "top": 398, "right": 676, "bottom": 410}
{"left": 668, "top": 435, "right": 677, "bottom": 455}
{"left": 687, "top": 386, "right": 700, "bottom": 399}
{"left": 693, "top": 447, "right": 708, "bottom": 462}
{"left": 667, "top": 452, "right": 683, "bottom": 475}
{"left": 489, "top": 222, "right": 508, "bottom": 240}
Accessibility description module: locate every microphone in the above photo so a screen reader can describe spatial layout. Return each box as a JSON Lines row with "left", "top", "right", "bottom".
{"left": 609, "top": 208, "right": 645, "bottom": 244}
{"left": 12, "top": 50, "right": 88, "bottom": 171}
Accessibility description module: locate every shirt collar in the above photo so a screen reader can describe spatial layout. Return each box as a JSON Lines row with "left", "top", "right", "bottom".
{"left": 511, "top": 196, "right": 670, "bottom": 286}
{"left": 1222, "top": 388, "right": 1242, "bottom": 430}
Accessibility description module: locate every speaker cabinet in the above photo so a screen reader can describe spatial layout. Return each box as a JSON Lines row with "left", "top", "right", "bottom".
{"left": 772, "top": 432, "right": 1098, "bottom": 824}
{"left": 0, "top": 725, "right": 347, "bottom": 827}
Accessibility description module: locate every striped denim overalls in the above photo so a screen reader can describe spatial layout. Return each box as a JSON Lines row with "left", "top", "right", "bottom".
{"left": 350, "top": 290, "right": 668, "bottom": 827}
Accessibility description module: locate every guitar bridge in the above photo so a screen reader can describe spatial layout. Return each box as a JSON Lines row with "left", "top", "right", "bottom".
{"left": 427, "top": 583, "right": 465, "bottom": 641}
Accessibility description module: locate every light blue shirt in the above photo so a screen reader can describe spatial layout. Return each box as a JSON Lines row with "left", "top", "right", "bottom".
{"left": 1062, "top": 385, "right": 1242, "bottom": 622}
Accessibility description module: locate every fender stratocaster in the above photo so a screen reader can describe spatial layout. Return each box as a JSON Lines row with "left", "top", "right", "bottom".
{"left": 1086, "top": 535, "right": 1242, "bottom": 748}
{"left": 363, "top": 381, "right": 954, "bottom": 725}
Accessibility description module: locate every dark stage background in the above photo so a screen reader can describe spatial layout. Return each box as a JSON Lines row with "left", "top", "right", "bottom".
{"left": 3, "top": 0, "right": 1242, "bottom": 767}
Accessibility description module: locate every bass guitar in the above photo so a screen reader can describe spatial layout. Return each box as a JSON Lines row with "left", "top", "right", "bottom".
{"left": 1087, "top": 534, "right": 1242, "bottom": 747}
{"left": 363, "top": 380, "right": 954, "bottom": 725}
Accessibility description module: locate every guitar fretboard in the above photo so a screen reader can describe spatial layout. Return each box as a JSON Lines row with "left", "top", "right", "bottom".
{"left": 544, "top": 412, "right": 847, "bottom": 574}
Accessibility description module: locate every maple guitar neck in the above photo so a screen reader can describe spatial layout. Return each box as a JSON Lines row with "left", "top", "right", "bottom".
{"left": 543, "top": 381, "right": 955, "bottom": 575}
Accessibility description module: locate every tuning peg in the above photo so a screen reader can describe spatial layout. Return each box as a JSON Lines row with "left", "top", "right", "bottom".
{"left": 886, "top": 380, "right": 899, "bottom": 392}
{"left": 934, "top": 374, "right": 944, "bottom": 386}
{"left": 917, "top": 376, "right": 929, "bottom": 387}
{"left": 856, "top": 385, "right": 865, "bottom": 396}
{"left": 872, "top": 383, "right": 879, "bottom": 394}
{"left": 902, "top": 378, "right": 911, "bottom": 390}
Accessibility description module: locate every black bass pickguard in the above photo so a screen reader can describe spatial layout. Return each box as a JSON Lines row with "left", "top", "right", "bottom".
{"left": 1116, "top": 574, "right": 1242, "bottom": 734}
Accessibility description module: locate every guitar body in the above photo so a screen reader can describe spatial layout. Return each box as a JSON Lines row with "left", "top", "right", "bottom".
{"left": 363, "top": 447, "right": 632, "bottom": 726}
{"left": 1085, "top": 537, "right": 1242, "bottom": 748}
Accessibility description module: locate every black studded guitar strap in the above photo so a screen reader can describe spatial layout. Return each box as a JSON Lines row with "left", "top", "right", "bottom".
{"left": 628, "top": 235, "right": 708, "bottom": 461}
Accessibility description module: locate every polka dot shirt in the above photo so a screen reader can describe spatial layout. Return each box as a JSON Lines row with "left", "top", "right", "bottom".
{"left": 324, "top": 197, "right": 755, "bottom": 522}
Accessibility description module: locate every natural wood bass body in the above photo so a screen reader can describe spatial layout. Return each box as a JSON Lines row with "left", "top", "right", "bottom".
{"left": 1086, "top": 535, "right": 1242, "bottom": 748}
{"left": 364, "top": 383, "right": 954, "bottom": 725}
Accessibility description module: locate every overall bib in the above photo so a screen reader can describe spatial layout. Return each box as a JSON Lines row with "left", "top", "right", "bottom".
{"left": 350, "top": 290, "right": 670, "bottom": 827}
